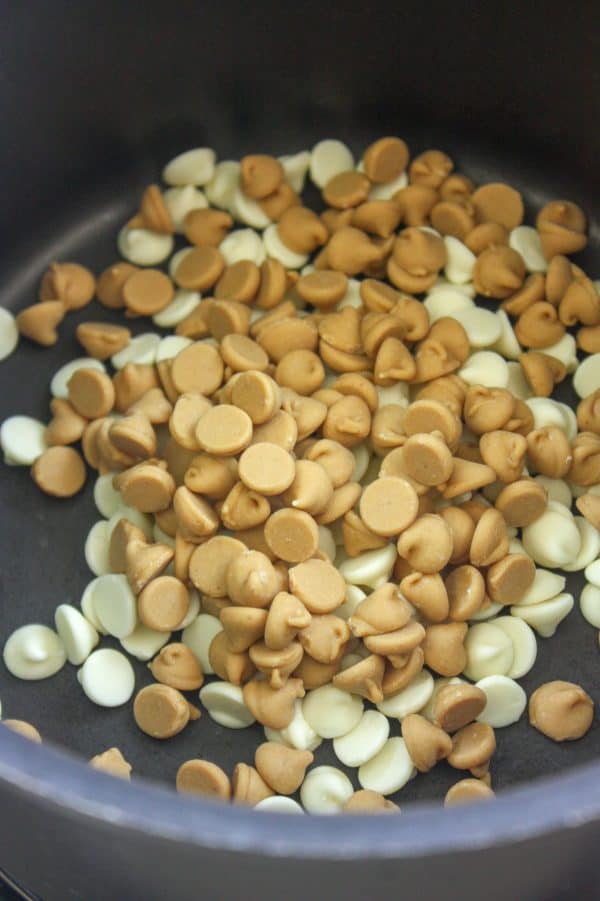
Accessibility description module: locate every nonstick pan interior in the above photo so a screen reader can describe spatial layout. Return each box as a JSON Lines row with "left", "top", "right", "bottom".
{"left": 0, "top": 121, "right": 599, "bottom": 808}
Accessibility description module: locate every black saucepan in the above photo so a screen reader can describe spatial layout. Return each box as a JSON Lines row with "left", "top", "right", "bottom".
{"left": 0, "top": 2, "right": 599, "bottom": 899}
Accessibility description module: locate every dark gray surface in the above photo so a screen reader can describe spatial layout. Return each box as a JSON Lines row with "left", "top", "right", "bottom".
{"left": 0, "top": 1, "right": 599, "bottom": 900}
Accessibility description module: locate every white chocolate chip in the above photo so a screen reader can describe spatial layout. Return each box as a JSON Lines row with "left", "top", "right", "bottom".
{"left": 509, "top": 226, "right": 548, "bottom": 273}
{"left": 0, "top": 415, "right": 47, "bottom": 466}
{"left": 300, "top": 764, "right": 354, "bottom": 813}
{"left": 50, "top": 357, "right": 106, "bottom": 400}
{"left": 80, "top": 579, "right": 108, "bottom": 634}
{"left": 176, "top": 589, "right": 200, "bottom": 630}
{"left": 424, "top": 287, "right": 473, "bottom": 323}
{"left": 358, "top": 737, "right": 415, "bottom": 796}
{"left": 336, "top": 584, "right": 367, "bottom": 621}
{"left": 333, "top": 710, "right": 390, "bottom": 767}
{"left": 3, "top": 624, "right": 66, "bottom": 680}
{"left": 337, "top": 277, "right": 363, "bottom": 311}
{"left": 302, "top": 685, "right": 363, "bottom": 739}
{"left": 77, "top": 649, "right": 135, "bottom": 707}
{"left": 199, "top": 681, "right": 255, "bottom": 729}
{"left": 310, "top": 140, "right": 354, "bottom": 189}
{"left": 255, "top": 795, "right": 304, "bottom": 814}
{"left": 351, "top": 443, "right": 371, "bottom": 483}
{"left": 368, "top": 170, "right": 408, "bottom": 201}
{"left": 153, "top": 290, "right": 201, "bottom": 328}
{"left": 580, "top": 583, "right": 600, "bottom": 628}
{"left": 279, "top": 151, "right": 311, "bottom": 194}
{"left": 429, "top": 278, "right": 475, "bottom": 298}
{"left": 0, "top": 307, "right": 19, "bottom": 361}
{"left": 162, "top": 186, "right": 207, "bottom": 232}
{"left": 513, "top": 568, "right": 566, "bottom": 606}
{"left": 120, "top": 623, "right": 170, "bottom": 661}
{"left": 93, "top": 473, "right": 122, "bottom": 519}
{"left": 522, "top": 508, "right": 581, "bottom": 568}
{"left": 463, "top": 622, "right": 514, "bottom": 681}
{"left": 117, "top": 226, "right": 174, "bottom": 266}
{"left": 317, "top": 525, "right": 336, "bottom": 561}
{"left": 488, "top": 616, "right": 537, "bottom": 679}
{"left": 156, "top": 335, "right": 193, "bottom": 363}
{"left": 492, "top": 311, "right": 523, "bottom": 360}
{"left": 376, "top": 670, "right": 434, "bottom": 720}
{"left": 84, "top": 521, "right": 112, "bottom": 576}
{"left": 107, "top": 508, "right": 153, "bottom": 540}
{"left": 230, "top": 187, "right": 271, "bottom": 229}
{"left": 443, "top": 236, "right": 476, "bottom": 284}
{"left": 262, "top": 224, "right": 308, "bottom": 269}
{"left": 168, "top": 246, "right": 194, "bottom": 279}
{"left": 268, "top": 699, "right": 322, "bottom": 751}
{"left": 542, "top": 333, "right": 578, "bottom": 373}
{"left": 54, "top": 604, "right": 99, "bottom": 665}
{"left": 452, "top": 307, "right": 502, "bottom": 348}
{"left": 163, "top": 147, "right": 216, "bottom": 187}
{"left": 459, "top": 351, "right": 509, "bottom": 388}
{"left": 219, "top": 228, "right": 266, "bottom": 266}
{"left": 534, "top": 476, "right": 571, "bottom": 508}
{"left": 376, "top": 383, "right": 409, "bottom": 408}
{"left": 563, "top": 517, "right": 600, "bottom": 572}
{"left": 182, "top": 614, "right": 223, "bottom": 674}
{"left": 510, "top": 592, "right": 574, "bottom": 638}
{"left": 205, "top": 161, "right": 240, "bottom": 211}
{"left": 585, "top": 558, "right": 600, "bottom": 588}
{"left": 573, "top": 353, "right": 600, "bottom": 399}
{"left": 475, "top": 674, "right": 527, "bottom": 728}
{"left": 111, "top": 333, "right": 161, "bottom": 369}
{"left": 338, "top": 544, "right": 397, "bottom": 589}
{"left": 91, "top": 574, "right": 137, "bottom": 639}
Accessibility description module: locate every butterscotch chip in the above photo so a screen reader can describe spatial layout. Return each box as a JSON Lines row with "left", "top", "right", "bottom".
{"left": 281, "top": 391, "right": 328, "bottom": 442}
{"left": 515, "top": 301, "right": 566, "bottom": 349}
{"left": 526, "top": 426, "right": 572, "bottom": 478}
{"left": 208, "top": 300, "right": 251, "bottom": 341}
{"left": 434, "top": 684, "right": 487, "bottom": 733}
{"left": 445, "top": 779, "right": 495, "bottom": 806}
{"left": 430, "top": 199, "right": 475, "bottom": 240}
{"left": 215, "top": 260, "right": 261, "bottom": 304}
{"left": 240, "top": 154, "right": 283, "bottom": 200}
{"left": 17, "top": 300, "right": 65, "bottom": 346}
{"left": 258, "top": 317, "right": 318, "bottom": 363}
{"left": 174, "top": 246, "right": 225, "bottom": 291}
{"left": 479, "top": 430, "right": 527, "bottom": 483}
{"left": 249, "top": 639, "right": 304, "bottom": 688}
{"left": 188, "top": 535, "right": 246, "bottom": 596}
{"left": 368, "top": 407, "right": 406, "bottom": 454}
{"left": 469, "top": 508, "right": 509, "bottom": 568}
{"left": 402, "top": 432, "right": 453, "bottom": 486}
{"left": 423, "top": 622, "right": 467, "bottom": 676}
{"left": 321, "top": 208, "right": 353, "bottom": 233}
{"left": 250, "top": 411, "right": 298, "bottom": 452}
{"left": 39, "top": 261, "right": 95, "bottom": 310}
{"left": 113, "top": 363, "right": 160, "bottom": 413}
{"left": 122, "top": 268, "right": 174, "bottom": 316}
{"left": 95, "top": 417, "right": 136, "bottom": 472}
{"left": 138, "top": 575, "right": 189, "bottom": 631}
{"left": 274, "top": 349, "right": 324, "bottom": 396}
{"left": 323, "top": 395, "right": 371, "bottom": 448}
{"left": 108, "top": 518, "right": 147, "bottom": 573}
{"left": 304, "top": 438, "right": 355, "bottom": 488}
{"left": 501, "top": 272, "right": 546, "bottom": 317}
{"left": 323, "top": 171, "right": 370, "bottom": 210}
{"left": 359, "top": 476, "right": 418, "bottom": 537}
{"left": 281, "top": 459, "right": 333, "bottom": 516}
{"left": 448, "top": 722, "right": 496, "bottom": 770}
{"left": 225, "top": 550, "right": 280, "bottom": 609}
{"left": 397, "top": 514, "right": 453, "bottom": 574}
{"left": 277, "top": 206, "right": 329, "bottom": 254}
{"left": 176, "top": 759, "right": 230, "bottom": 800}
{"left": 128, "top": 388, "right": 172, "bottom": 426}
{"left": 401, "top": 713, "right": 452, "bottom": 772}
{"left": 315, "top": 481, "right": 362, "bottom": 525}
{"left": 350, "top": 200, "right": 401, "bottom": 239}
{"left": 219, "top": 335, "right": 267, "bottom": 374}
{"left": 296, "top": 271, "right": 349, "bottom": 308}
{"left": 230, "top": 370, "right": 281, "bottom": 426}
{"left": 96, "top": 262, "right": 138, "bottom": 309}
{"left": 243, "top": 677, "right": 305, "bottom": 730}
{"left": 254, "top": 743, "right": 313, "bottom": 795}
{"left": 46, "top": 398, "right": 88, "bottom": 446}
{"left": 209, "top": 630, "right": 255, "bottom": 685}
{"left": 175, "top": 300, "right": 213, "bottom": 340}
{"left": 381, "top": 647, "right": 425, "bottom": 697}
{"left": 439, "top": 507, "right": 475, "bottom": 565}
{"left": 76, "top": 322, "right": 131, "bottom": 360}
{"left": 287, "top": 558, "right": 346, "bottom": 615}
{"left": 171, "top": 341, "right": 224, "bottom": 396}
{"left": 150, "top": 643, "right": 204, "bottom": 691}
{"left": 344, "top": 790, "right": 398, "bottom": 813}
{"left": 529, "top": 680, "right": 594, "bottom": 741}
{"left": 326, "top": 226, "right": 385, "bottom": 276}
{"left": 471, "top": 182, "right": 524, "bottom": 230}
{"left": 445, "top": 564, "right": 485, "bottom": 621}
{"left": 576, "top": 493, "right": 600, "bottom": 531}
{"left": 169, "top": 392, "right": 212, "bottom": 450}
{"left": 255, "top": 258, "right": 288, "bottom": 309}
{"left": 89, "top": 747, "right": 131, "bottom": 779}
{"left": 184, "top": 454, "right": 237, "bottom": 499}
{"left": 128, "top": 184, "right": 173, "bottom": 233}
{"left": 473, "top": 245, "right": 526, "bottom": 299}
{"left": 409, "top": 149, "right": 453, "bottom": 188}
{"left": 427, "top": 318, "right": 470, "bottom": 365}
{"left": 31, "top": 446, "right": 86, "bottom": 497}
{"left": 184, "top": 208, "right": 233, "bottom": 247}
{"left": 570, "top": 432, "right": 600, "bottom": 486}
{"left": 232, "top": 763, "right": 274, "bottom": 805}
{"left": 134, "top": 684, "right": 190, "bottom": 739}
{"left": 115, "top": 462, "right": 175, "bottom": 513}
{"left": 536, "top": 200, "right": 587, "bottom": 259}
{"left": 195, "top": 404, "right": 253, "bottom": 456}
{"left": 260, "top": 182, "right": 301, "bottom": 221}
{"left": 173, "top": 485, "right": 219, "bottom": 541}
{"left": 264, "top": 508, "right": 319, "bottom": 563}
{"left": 363, "top": 137, "right": 409, "bottom": 183}
{"left": 68, "top": 368, "right": 115, "bottom": 419}
{"left": 464, "top": 222, "right": 508, "bottom": 255}
{"left": 236, "top": 442, "right": 295, "bottom": 496}
{"left": 442, "top": 458, "right": 496, "bottom": 500}
{"left": 400, "top": 572, "right": 449, "bottom": 623}
{"left": 486, "top": 553, "right": 536, "bottom": 605}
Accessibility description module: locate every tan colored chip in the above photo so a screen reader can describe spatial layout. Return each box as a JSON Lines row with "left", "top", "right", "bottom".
{"left": 171, "top": 341, "right": 224, "bottom": 396}
{"left": 195, "top": 404, "right": 253, "bottom": 456}
{"left": 215, "top": 260, "right": 261, "bottom": 303}
{"left": 39, "top": 261, "right": 95, "bottom": 310}
{"left": 17, "top": 300, "right": 65, "bottom": 347}
{"left": 138, "top": 575, "right": 190, "bottom": 631}
{"left": 445, "top": 779, "right": 495, "bottom": 806}
{"left": 76, "top": 322, "right": 131, "bottom": 360}
{"left": 471, "top": 182, "right": 524, "bottom": 230}
{"left": 241, "top": 154, "right": 283, "bottom": 199}
{"left": 433, "top": 684, "right": 487, "bottom": 733}
{"left": 133, "top": 684, "right": 190, "bottom": 739}
{"left": 122, "top": 268, "right": 174, "bottom": 315}
{"left": 529, "top": 680, "right": 594, "bottom": 741}
{"left": 323, "top": 171, "right": 370, "bottom": 210}
{"left": 174, "top": 246, "right": 225, "bottom": 291}
{"left": 221, "top": 334, "right": 269, "bottom": 373}
{"left": 97, "top": 261, "right": 138, "bottom": 309}
{"left": 150, "top": 643, "right": 204, "bottom": 691}
{"left": 237, "top": 442, "right": 296, "bottom": 495}
{"left": 359, "top": 476, "right": 418, "bottom": 537}
{"left": 363, "top": 137, "right": 409, "bottom": 183}
{"left": 184, "top": 208, "right": 233, "bottom": 247}
{"left": 264, "top": 508, "right": 319, "bottom": 563}
{"left": 188, "top": 535, "right": 246, "bottom": 597}
{"left": 45, "top": 398, "right": 88, "bottom": 447}
{"left": 67, "top": 368, "right": 115, "bottom": 420}
{"left": 169, "top": 392, "right": 212, "bottom": 450}
{"left": 31, "top": 446, "right": 86, "bottom": 497}
{"left": 288, "top": 558, "right": 346, "bottom": 614}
